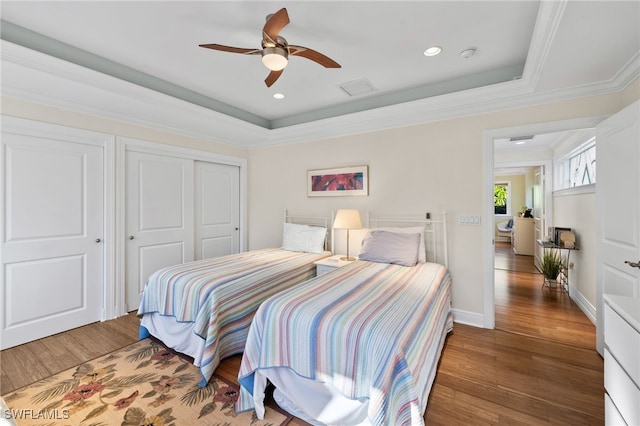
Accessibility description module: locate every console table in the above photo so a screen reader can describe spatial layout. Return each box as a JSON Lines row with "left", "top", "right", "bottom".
{"left": 536, "top": 239, "right": 579, "bottom": 295}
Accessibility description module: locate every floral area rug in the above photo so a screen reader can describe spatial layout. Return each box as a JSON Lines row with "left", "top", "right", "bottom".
{"left": 2, "top": 338, "right": 291, "bottom": 426}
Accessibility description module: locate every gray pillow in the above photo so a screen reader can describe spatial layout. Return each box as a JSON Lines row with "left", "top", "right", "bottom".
{"left": 358, "top": 230, "right": 421, "bottom": 266}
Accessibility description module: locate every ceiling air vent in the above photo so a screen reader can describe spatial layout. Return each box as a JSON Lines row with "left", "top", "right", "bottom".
{"left": 339, "top": 79, "right": 376, "bottom": 97}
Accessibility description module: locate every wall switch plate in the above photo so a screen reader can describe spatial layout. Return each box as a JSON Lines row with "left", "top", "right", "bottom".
{"left": 458, "top": 215, "right": 481, "bottom": 225}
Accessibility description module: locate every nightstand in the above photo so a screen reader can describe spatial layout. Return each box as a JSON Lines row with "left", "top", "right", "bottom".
{"left": 314, "top": 255, "right": 355, "bottom": 276}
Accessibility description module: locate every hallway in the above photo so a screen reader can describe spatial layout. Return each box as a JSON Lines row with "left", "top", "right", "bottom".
{"left": 494, "top": 242, "right": 596, "bottom": 350}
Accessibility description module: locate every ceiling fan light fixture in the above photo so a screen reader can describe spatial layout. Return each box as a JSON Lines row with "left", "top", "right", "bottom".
{"left": 261, "top": 46, "right": 288, "bottom": 71}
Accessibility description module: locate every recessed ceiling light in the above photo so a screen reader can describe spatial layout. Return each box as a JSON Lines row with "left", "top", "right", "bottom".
{"left": 515, "top": 141, "right": 527, "bottom": 145}
{"left": 424, "top": 46, "right": 442, "bottom": 57}
{"left": 273, "top": 93, "right": 285, "bottom": 99}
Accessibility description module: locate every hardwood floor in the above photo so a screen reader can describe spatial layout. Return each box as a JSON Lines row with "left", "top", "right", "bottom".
{"left": 1, "top": 251, "right": 603, "bottom": 424}
{"left": 494, "top": 242, "right": 595, "bottom": 349}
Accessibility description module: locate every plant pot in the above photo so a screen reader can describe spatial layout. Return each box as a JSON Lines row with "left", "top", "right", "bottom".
{"left": 544, "top": 278, "right": 557, "bottom": 288}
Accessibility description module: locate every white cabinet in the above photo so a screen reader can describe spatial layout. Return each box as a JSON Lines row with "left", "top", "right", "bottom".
{"left": 512, "top": 217, "right": 535, "bottom": 255}
{"left": 604, "top": 295, "right": 640, "bottom": 425}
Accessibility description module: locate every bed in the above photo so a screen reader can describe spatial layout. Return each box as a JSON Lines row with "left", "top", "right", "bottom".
{"left": 137, "top": 211, "right": 332, "bottom": 386}
{"left": 236, "top": 213, "right": 452, "bottom": 426}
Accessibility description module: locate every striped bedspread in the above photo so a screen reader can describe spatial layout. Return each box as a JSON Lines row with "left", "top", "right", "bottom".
{"left": 236, "top": 260, "right": 453, "bottom": 426}
{"left": 138, "top": 248, "right": 329, "bottom": 385}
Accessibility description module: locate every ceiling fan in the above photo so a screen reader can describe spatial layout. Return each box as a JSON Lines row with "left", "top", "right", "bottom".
{"left": 199, "top": 8, "right": 341, "bottom": 87}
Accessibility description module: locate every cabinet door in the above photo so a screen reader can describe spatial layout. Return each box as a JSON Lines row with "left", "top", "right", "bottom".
{"left": 125, "top": 150, "right": 194, "bottom": 312}
{"left": 1, "top": 123, "right": 105, "bottom": 349}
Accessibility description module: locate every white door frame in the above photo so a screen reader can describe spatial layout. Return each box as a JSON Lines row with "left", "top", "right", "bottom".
{"left": 115, "top": 137, "right": 247, "bottom": 318}
{"left": 482, "top": 116, "right": 606, "bottom": 328}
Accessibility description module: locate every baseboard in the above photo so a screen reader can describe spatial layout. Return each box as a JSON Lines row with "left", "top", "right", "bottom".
{"left": 569, "top": 286, "right": 596, "bottom": 325}
{"left": 452, "top": 308, "right": 485, "bottom": 328}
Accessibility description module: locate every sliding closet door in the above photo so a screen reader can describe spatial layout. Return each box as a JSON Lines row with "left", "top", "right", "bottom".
{"left": 1, "top": 122, "right": 106, "bottom": 349}
{"left": 194, "top": 161, "right": 240, "bottom": 259}
{"left": 125, "top": 151, "right": 194, "bottom": 312}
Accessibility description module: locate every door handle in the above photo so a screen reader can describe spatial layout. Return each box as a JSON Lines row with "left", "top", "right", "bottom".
{"left": 129, "top": 236, "right": 135, "bottom": 240}
{"left": 235, "top": 227, "right": 239, "bottom": 231}
{"left": 95, "top": 238, "right": 101, "bottom": 243}
{"left": 624, "top": 260, "right": 640, "bottom": 269}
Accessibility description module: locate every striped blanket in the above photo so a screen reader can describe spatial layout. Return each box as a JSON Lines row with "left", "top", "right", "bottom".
{"left": 138, "top": 248, "right": 329, "bottom": 386}
{"left": 237, "top": 260, "right": 452, "bottom": 426}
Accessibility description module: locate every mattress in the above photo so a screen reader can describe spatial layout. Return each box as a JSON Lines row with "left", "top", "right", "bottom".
{"left": 137, "top": 247, "right": 330, "bottom": 385}
{"left": 236, "top": 260, "right": 453, "bottom": 425}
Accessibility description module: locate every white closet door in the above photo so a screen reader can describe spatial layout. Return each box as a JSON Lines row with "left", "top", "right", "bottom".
{"left": 125, "top": 151, "right": 194, "bottom": 312}
{"left": 195, "top": 161, "right": 240, "bottom": 260}
{"left": 596, "top": 100, "right": 640, "bottom": 354}
{"left": 1, "top": 132, "right": 104, "bottom": 349}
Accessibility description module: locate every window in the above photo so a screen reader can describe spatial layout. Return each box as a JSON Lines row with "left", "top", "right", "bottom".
{"left": 555, "top": 136, "right": 596, "bottom": 190}
{"left": 569, "top": 143, "right": 596, "bottom": 187}
{"left": 494, "top": 181, "right": 511, "bottom": 215}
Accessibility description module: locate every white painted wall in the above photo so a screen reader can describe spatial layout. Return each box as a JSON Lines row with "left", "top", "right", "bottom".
{"left": 1, "top": 97, "right": 248, "bottom": 160}
{"left": 553, "top": 189, "right": 597, "bottom": 320}
{"left": 2, "top": 79, "right": 638, "bottom": 327}
{"left": 248, "top": 88, "right": 639, "bottom": 325}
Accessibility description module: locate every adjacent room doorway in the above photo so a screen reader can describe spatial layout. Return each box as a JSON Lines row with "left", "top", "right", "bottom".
{"left": 482, "top": 116, "right": 605, "bottom": 329}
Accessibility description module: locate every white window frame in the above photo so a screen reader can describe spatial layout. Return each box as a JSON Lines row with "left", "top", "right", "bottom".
{"left": 494, "top": 180, "right": 512, "bottom": 217}
{"left": 554, "top": 136, "right": 596, "bottom": 191}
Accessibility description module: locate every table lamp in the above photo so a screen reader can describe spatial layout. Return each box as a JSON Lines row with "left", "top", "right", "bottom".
{"left": 333, "top": 209, "right": 362, "bottom": 261}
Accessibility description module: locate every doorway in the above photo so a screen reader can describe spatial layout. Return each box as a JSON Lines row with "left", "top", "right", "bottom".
{"left": 489, "top": 126, "right": 601, "bottom": 347}
{"left": 482, "top": 116, "right": 605, "bottom": 329}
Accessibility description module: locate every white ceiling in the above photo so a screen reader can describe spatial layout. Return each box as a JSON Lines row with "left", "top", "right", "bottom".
{"left": 494, "top": 127, "right": 594, "bottom": 176}
{"left": 1, "top": 1, "right": 639, "bottom": 147}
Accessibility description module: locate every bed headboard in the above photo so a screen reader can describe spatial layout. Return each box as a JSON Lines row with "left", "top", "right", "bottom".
{"left": 367, "top": 212, "right": 449, "bottom": 267}
{"left": 283, "top": 209, "right": 333, "bottom": 252}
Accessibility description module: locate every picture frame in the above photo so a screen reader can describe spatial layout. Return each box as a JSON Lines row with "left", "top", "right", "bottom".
{"left": 553, "top": 227, "right": 571, "bottom": 246}
{"left": 307, "top": 165, "right": 369, "bottom": 197}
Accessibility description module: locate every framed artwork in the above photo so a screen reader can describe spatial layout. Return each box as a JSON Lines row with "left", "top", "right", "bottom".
{"left": 553, "top": 227, "right": 571, "bottom": 246}
{"left": 307, "top": 165, "right": 369, "bottom": 197}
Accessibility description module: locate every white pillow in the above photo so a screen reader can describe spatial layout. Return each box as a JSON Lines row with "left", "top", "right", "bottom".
{"left": 358, "top": 230, "right": 421, "bottom": 267}
{"left": 282, "top": 223, "right": 327, "bottom": 254}
{"left": 374, "top": 226, "right": 426, "bottom": 262}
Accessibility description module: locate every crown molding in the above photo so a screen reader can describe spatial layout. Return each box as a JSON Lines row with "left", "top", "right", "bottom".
{"left": 521, "top": 0, "right": 568, "bottom": 90}
{"left": 2, "top": 29, "right": 638, "bottom": 150}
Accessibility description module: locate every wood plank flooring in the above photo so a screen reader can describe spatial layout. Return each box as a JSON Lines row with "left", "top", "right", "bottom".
{"left": 494, "top": 242, "right": 595, "bottom": 349}
{"left": 2, "top": 249, "right": 603, "bottom": 424}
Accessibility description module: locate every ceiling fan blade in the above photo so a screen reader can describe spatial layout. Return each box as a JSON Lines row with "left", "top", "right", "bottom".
{"left": 263, "top": 8, "right": 290, "bottom": 43}
{"left": 289, "top": 45, "right": 341, "bottom": 68}
{"left": 265, "top": 69, "right": 284, "bottom": 87}
{"left": 199, "top": 44, "right": 260, "bottom": 55}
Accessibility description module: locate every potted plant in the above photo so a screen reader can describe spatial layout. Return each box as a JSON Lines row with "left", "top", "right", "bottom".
{"left": 540, "top": 250, "right": 563, "bottom": 287}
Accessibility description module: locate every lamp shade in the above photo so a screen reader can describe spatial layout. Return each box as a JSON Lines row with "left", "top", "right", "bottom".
{"left": 333, "top": 209, "right": 362, "bottom": 229}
